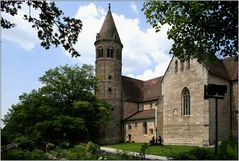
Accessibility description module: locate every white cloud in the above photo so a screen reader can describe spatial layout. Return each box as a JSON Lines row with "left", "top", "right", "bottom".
{"left": 2, "top": 4, "right": 39, "bottom": 50}
{"left": 130, "top": 2, "right": 138, "bottom": 14}
{"left": 127, "top": 59, "right": 171, "bottom": 81}
{"left": 68, "top": 3, "right": 173, "bottom": 80}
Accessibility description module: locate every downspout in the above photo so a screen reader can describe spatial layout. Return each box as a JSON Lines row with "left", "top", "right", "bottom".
{"left": 229, "top": 81, "right": 233, "bottom": 132}
{"left": 155, "top": 99, "right": 158, "bottom": 139}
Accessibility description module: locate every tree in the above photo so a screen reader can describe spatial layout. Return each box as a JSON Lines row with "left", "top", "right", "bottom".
{"left": 142, "top": 1, "right": 238, "bottom": 62}
{"left": 1, "top": 1, "right": 82, "bottom": 57}
{"left": 2, "top": 65, "right": 110, "bottom": 148}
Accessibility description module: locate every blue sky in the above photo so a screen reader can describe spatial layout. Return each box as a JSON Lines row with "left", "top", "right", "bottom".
{"left": 1, "top": 1, "right": 173, "bottom": 121}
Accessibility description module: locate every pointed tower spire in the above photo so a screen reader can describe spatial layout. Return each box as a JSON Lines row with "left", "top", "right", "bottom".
{"left": 97, "top": 4, "right": 121, "bottom": 43}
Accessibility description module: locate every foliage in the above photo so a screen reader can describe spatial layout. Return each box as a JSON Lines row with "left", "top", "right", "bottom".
{"left": 168, "top": 147, "right": 214, "bottom": 160}
{"left": 139, "top": 143, "right": 150, "bottom": 159}
{"left": 49, "top": 143, "right": 141, "bottom": 160}
{"left": 2, "top": 64, "right": 110, "bottom": 149}
{"left": 1, "top": 148, "right": 47, "bottom": 160}
{"left": 86, "top": 141, "right": 100, "bottom": 155}
{"left": 103, "top": 150, "right": 141, "bottom": 160}
{"left": 1, "top": 1, "right": 82, "bottom": 57}
{"left": 217, "top": 136, "right": 238, "bottom": 160}
{"left": 142, "top": 1, "right": 238, "bottom": 63}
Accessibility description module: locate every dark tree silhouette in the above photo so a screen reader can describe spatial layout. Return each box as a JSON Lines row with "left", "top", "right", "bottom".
{"left": 143, "top": 1, "right": 238, "bottom": 62}
{"left": 1, "top": 1, "right": 82, "bottom": 57}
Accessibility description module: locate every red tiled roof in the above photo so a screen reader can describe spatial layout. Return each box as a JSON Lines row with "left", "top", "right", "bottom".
{"left": 143, "top": 77, "right": 162, "bottom": 101}
{"left": 122, "top": 76, "right": 144, "bottom": 102}
{"left": 124, "top": 109, "right": 155, "bottom": 121}
{"left": 122, "top": 76, "right": 162, "bottom": 102}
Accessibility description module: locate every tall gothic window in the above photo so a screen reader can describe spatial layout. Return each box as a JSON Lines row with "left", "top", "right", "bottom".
{"left": 180, "top": 61, "right": 184, "bottom": 72}
{"left": 182, "top": 87, "right": 190, "bottom": 116}
{"left": 175, "top": 60, "right": 178, "bottom": 73}
{"left": 143, "top": 122, "right": 147, "bottom": 134}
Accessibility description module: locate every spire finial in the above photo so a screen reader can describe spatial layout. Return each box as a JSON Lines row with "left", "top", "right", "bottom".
{"left": 108, "top": 3, "right": 111, "bottom": 11}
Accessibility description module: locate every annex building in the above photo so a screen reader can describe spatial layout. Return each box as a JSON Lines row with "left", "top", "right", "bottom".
{"left": 95, "top": 6, "right": 238, "bottom": 146}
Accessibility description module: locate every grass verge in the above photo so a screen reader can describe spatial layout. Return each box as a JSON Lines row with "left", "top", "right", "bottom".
{"left": 104, "top": 143, "right": 198, "bottom": 156}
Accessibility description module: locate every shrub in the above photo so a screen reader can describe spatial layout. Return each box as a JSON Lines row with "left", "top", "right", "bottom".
{"left": 1, "top": 148, "right": 47, "bottom": 160}
{"left": 14, "top": 136, "right": 35, "bottom": 150}
{"left": 168, "top": 147, "right": 214, "bottom": 160}
{"left": 86, "top": 141, "right": 100, "bottom": 155}
{"left": 1, "top": 148, "right": 26, "bottom": 160}
{"left": 139, "top": 143, "right": 150, "bottom": 159}
{"left": 28, "top": 149, "right": 48, "bottom": 160}
{"left": 217, "top": 136, "right": 238, "bottom": 160}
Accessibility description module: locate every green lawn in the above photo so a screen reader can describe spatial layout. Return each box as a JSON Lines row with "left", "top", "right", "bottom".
{"left": 104, "top": 143, "right": 198, "bottom": 156}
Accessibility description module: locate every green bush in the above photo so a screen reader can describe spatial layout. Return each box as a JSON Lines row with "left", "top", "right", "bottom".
{"left": 2, "top": 148, "right": 26, "bottom": 160}
{"left": 139, "top": 143, "right": 150, "bottom": 159}
{"left": 217, "top": 136, "right": 238, "bottom": 160}
{"left": 14, "top": 136, "right": 35, "bottom": 150}
{"left": 28, "top": 149, "right": 48, "bottom": 160}
{"left": 1, "top": 148, "right": 47, "bottom": 160}
{"left": 86, "top": 141, "right": 100, "bottom": 155}
{"left": 168, "top": 147, "right": 214, "bottom": 160}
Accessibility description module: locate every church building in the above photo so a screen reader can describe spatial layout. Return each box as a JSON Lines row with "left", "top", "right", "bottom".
{"left": 95, "top": 5, "right": 238, "bottom": 146}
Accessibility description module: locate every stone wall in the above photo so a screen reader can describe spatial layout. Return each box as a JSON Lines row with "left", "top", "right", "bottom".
{"left": 124, "top": 119, "right": 155, "bottom": 142}
{"left": 208, "top": 74, "right": 230, "bottom": 145}
{"left": 139, "top": 101, "right": 157, "bottom": 111}
{"left": 232, "top": 81, "right": 238, "bottom": 138}
{"left": 162, "top": 58, "right": 210, "bottom": 146}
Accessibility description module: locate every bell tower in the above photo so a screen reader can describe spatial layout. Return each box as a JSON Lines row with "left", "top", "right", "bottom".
{"left": 94, "top": 4, "right": 123, "bottom": 144}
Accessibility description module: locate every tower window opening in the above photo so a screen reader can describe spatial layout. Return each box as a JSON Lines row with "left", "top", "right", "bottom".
{"left": 116, "top": 50, "right": 121, "bottom": 60}
{"left": 107, "top": 48, "right": 114, "bottom": 58}
{"left": 108, "top": 87, "right": 112, "bottom": 92}
{"left": 98, "top": 47, "right": 103, "bottom": 58}
{"left": 108, "top": 75, "right": 112, "bottom": 79}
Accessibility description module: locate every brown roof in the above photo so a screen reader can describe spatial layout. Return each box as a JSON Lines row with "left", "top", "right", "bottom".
{"left": 122, "top": 76, "right": 162, "bottom": 102}
{"left": 122, "top": 76, "right": 144, "bottom": 102}
{"left": 124, "top": 109, "right": 155, "bottom": 121}
{"left": 204, "top": 56, "right": 238, "bottom": 81}
{"left": 222, "top": 57, "right": 238, "bottom": 81}
{"left": 97, "top": 9, "right": 121, "bottom": 43}
{"left": 143, "top": 77, "right": 163, "bottom": 101}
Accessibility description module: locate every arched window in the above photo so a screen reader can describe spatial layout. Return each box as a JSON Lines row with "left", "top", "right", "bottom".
{"left": 128, "top": 124, "right": 131, "bottom": 130}
{"left": 116, "top": 50, "right": 121, "bottom": 60}
{"left": 180, "top": 61, "right": 184, "bottom": 72}
{"left": 97, "top": 47, "right": 103, "bottom": 58}
{"left": 143, "top": 122, "right": 147, "bottom": 134}
{"left": 107, "top": 47, "right": 114, "bottom": 58}
{"left": 182, "top": 87, "right": 190, "bottom": 116}
{"left": 175, "top": 60, "right": 178, "bottom": 73}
